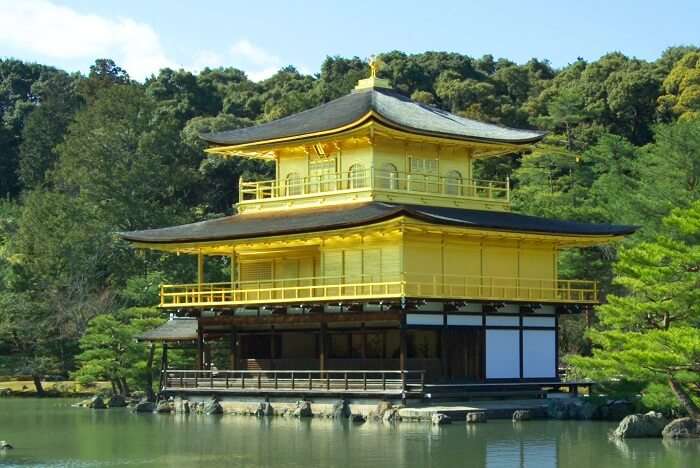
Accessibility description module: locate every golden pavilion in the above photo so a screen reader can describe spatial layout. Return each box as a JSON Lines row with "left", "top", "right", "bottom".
{"left": 126, "top": 61, "right": 634, "bottom": 398}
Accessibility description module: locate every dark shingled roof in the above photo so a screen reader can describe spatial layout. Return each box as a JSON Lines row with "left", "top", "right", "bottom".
{"left": 201, "top": 87, "right": 546, "bottom": 146}
{"left": 121, "top": 202, "right": 637, "bottom": 244}
{"left": 137, "top": 319, "right": 198, "bottom": 342}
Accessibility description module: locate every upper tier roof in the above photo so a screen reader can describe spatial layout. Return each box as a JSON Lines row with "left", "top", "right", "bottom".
{"left": 201, "top": 87, "right": 546, "bottom": 147}
{"left": 121, "top": 202, "right": 636, "bottom": 245}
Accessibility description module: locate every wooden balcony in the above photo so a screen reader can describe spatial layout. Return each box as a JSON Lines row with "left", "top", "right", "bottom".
{"left": 159, "top": 274, "right": 598, "bottom": 308}
{"left": 237, "top": 168, "right": 510, "bottom": 212}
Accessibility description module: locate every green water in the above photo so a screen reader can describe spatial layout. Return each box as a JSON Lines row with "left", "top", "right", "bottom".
{"left": 0, "top": 398, "right": 698, "bottom": 467}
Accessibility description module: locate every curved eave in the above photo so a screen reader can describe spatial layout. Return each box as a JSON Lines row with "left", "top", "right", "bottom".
{"left": 122, "top": 210, "right": 636, "bottom": 254}
{"left": 205, "top": 114, "right": 541, "bottom": 158}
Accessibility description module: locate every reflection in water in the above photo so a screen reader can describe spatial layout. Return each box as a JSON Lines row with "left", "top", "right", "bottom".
{"left": 0, "top": 399, "right": 698, "bottom": 468}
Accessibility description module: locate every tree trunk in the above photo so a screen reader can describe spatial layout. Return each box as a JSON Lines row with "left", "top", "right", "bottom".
{"left": 115, "top": 378, "right": 125, "bottom": 396}
{"left": 120, "top": 377, "right": 130, "bottom": 396}
{"left": 32, "top": 375, "right": 45, "bottom": 397}
{"left": 111, "top": 380, "right": 118, "bottom": 395}
{"left": 669, "top": 378, "right": 700, "bottom": 419}
{"left": 145, "top": 344, "right": 156, "bottom": 402}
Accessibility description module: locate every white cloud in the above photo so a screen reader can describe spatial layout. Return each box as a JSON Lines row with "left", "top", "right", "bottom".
{"left": 230, "top": 39, "right": 280, "bottom": 67}
{"left": 229, "top": 39, "right": 281, "bottom": 80}
{"left": 0, "top": 0, "right": 173, "bottom": 79}
{"left": 0, "top": 1, "right": 290, "bottom": 82}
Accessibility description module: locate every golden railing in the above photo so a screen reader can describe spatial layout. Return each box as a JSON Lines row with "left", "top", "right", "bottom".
{"left": 238, "top": 168, "right": 509, "bottom": 204}
{"left": 159, "top": 273, "right": 598, "bottom": 307}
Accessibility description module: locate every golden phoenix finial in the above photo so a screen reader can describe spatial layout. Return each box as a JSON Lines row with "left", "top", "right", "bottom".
{"left": 369, "top": 56, "right": 382, "bottom": 78}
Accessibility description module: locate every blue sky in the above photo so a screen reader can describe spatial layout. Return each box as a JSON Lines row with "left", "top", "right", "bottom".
{"left": 1, "top": 0, "right": 699, "bottom": 81}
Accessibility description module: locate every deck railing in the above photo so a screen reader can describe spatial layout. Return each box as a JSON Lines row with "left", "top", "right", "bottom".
{"left": 162, "top": 369, "right": 425, "bottom": 395}
{"left": 159, "top": 273, "right": 598, "bottom": 307}
{"left": 239, "top": 167, "right": 509, "bottom": 204}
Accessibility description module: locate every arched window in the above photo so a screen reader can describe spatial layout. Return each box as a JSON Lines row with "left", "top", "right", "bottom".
{"left": 445, "top": 170, "right": 463, "bottom": 196}
{"left": 377, "top": 163, "right": 399, "bottom": 190}
{"left": 285, "top": 172, "right": 302, "bottom": 196}
{"left": 348, "top": 164, "right": 367, "bottom": 189}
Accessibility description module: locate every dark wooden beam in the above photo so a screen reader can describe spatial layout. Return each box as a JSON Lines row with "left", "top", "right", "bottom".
{"left": 229, "top": 326, "right": 237, "bottom": 370}
{"left": 200, "top": 311, "right": 401, "bottom": 327}
{"left": 196, "top": 325, "right": 204, "bottom": 370}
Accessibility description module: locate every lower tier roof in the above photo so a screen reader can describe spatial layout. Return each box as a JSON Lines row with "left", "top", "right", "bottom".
{"left": 121, "top": 202, "right": 637, "bottom": 245}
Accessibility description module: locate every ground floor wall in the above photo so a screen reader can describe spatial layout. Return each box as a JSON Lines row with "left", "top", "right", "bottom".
{"left": 195, "top": 306, "right": 559, "bottom": 384}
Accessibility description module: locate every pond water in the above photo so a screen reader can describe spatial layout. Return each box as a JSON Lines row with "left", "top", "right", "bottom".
{"left": 0, "top": 398, "right": 698, "bottom": 467}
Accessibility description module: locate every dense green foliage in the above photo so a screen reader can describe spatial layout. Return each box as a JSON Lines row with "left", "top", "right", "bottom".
{"left": 1, "top": 48, "right": 700, "bottom": 402}
{"left": 570, "top": 202, "right": 700, "bottom": 416}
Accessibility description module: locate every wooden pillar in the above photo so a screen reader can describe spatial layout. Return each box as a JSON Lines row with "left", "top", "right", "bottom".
{"left": 441, "top": 328, "right": 449, "bottom": 379}
{"left": 270, "top": 326, "right": 276, "bottom": 370}
{"left": 145, "top": 343, "right": 156, "bottom": 402}
{"left": 230, "top": 251, "right": 236, "bottom": 286}
{"left": 229, "top": 327, "right": 237, "bottom": 370}
{"left": 197, "top": 251, "right": 205, "bottom": 286}
{"left": 319, "top": 323, "right": 327, "bottom": 375}
{"left": 162, "top": 343, "right": 169, "bottom": 371}
{"left": 196, "top": 324, "right": 204, "bottom": 371}
{"left": 399, "top": 322, "right": 407, "bottom": 391}
{"left": 361, "top": 323, "right": 367, "bottom": 359}
{"left": 204, "top": 343, "right": 212, "bottom": 370}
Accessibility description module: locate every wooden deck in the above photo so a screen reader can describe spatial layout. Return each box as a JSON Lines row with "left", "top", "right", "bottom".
{"left": 162, "top": 369, "right": 426, "bottom": 397}
{"left": 160, "top": 369, "right": 592, "bottom": 399}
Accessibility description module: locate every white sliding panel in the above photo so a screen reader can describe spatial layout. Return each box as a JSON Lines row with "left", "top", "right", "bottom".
{"left": 485, "top": 329, "right": 520, "bottom": 379}
{"left": 406, "top": 314, "right": 443, "bottom": 326}
{"left": 522, "top": 329, "right": 556, "bottom": 378}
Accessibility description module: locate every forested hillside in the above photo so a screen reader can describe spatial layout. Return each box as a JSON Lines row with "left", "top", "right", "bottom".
{"left": 1, "top": 49, "right": 699, "bottom": 408}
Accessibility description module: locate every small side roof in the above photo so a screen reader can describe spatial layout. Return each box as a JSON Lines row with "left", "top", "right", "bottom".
{"left": 137, "top": 319, "right": 198, "bottom": 342}
{"left": 201, "top": 87, "right": 545, "bottom": 147}
{"left": 121, "top": 202, "right": 637, "bottom": 245}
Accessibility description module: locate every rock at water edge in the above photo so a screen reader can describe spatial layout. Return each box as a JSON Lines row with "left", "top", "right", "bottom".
{"left": 255, "top": 401, "right": 274, "bottom": 417}
{"left": 330, "top": 400, "right": 351, "bottom": 419}
{"left": 432, "top": 413, "right": 452, "bottom": 425}
{"left": 156, "top": 400, "right": 173, "bottom": 413}
{"left": 612, "top": 412, "right": 668, "bottom": 438}
{"left": 512, "top": 410, "right": 532, "bottom": 421}
{"left": 466, "top": 412, "right": 487, "bottom": 423}
{"left": 107, "top": 395, "right": 127, "bottom": 408}
{"left": 292, "top": 400, "right": 312, "bottom": 418}
{"left": 662, "top": 417, "right": 700, "bottom": 439}
{"left": 88, "top": 396, "right": 106, "bottom": 409}
{"left": 134, "top": 400, "right": 157, "bottom": 413}
{"left": 203, "top": 399, "right": 223, "bottom": 415}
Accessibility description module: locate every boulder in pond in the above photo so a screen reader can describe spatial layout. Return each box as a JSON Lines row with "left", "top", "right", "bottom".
{"left": 432, "top": 413, "right": 451, "bottom": 425}
{"left": 156, "top": 400, "right": 173, "bottom": 413}
{"left": 330, "top": 400, "right": 351, "bottom": 419}
{"left": 292, "top": 400, "right": 312, "bottom": 418}
{"left": 0, "top": 388, "right": 12, "bottom": 397}
{"left": 174, "top": 397, "right": 190, "bottom": 414}
{"left": 88, "top": 395, "right": 106, "bottom": 409}
{"left": 612, "top": 411, "right": 668, "bottom": 438}
{"left": 107, "top": 395, "right": 127, "bottom": 408}
{"left": 350, "top": 414, "right": 366, "bottom": 423}
{"left": 255, "top": 401, "right": 273, "bottom": 417}
{"left": 512, "top": 410, "right": 532, "bottom": 421}
{"left": 0, "top": 441, "right": 13, "bottom": 450}
{"left": 662, "top": 417, "right": 700, "bottom": 439}
{"left": 134, "top": 400, "right": 156, "bottom": 413}
{"left": 466, "top": 412, "right": 487, "bottom": 423}
{"left": 382, "top": 407, "right": 400, "bottom": 423}
{"left": 203, "top": 399, "right": 223, "bottom": 415}
{"left": 373, "top": 401, "right": 392, "bottom": 419}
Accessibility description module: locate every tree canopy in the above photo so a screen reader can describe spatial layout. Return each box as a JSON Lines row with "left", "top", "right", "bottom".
{"left": 2, "top": 48, "right": 700, "bottom": 401}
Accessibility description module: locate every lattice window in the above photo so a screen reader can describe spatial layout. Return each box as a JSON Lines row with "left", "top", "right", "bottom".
{"left": 240, "top": 261, "right": 273, "bottom": 282}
